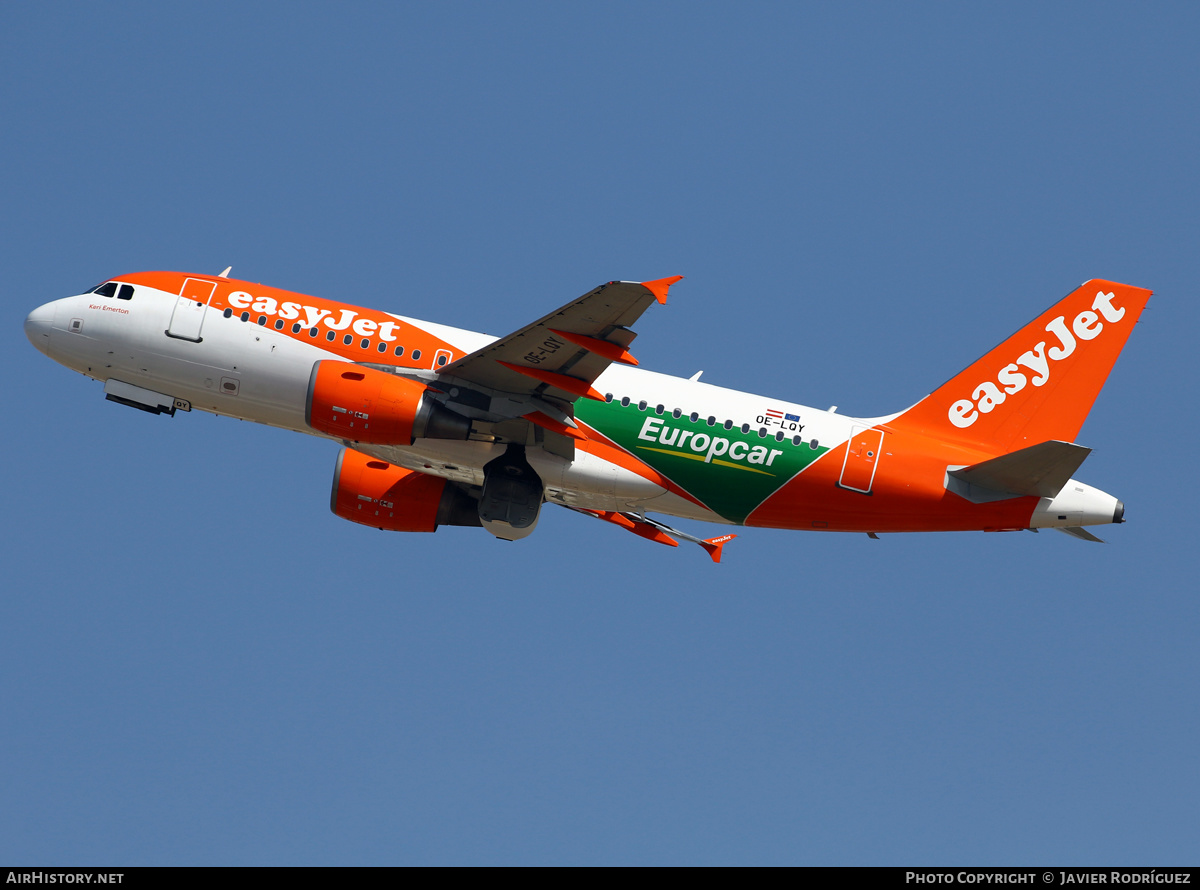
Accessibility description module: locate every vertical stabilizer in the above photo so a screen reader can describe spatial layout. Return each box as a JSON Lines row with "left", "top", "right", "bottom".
{"left": 891, "top": 280, "right": 1151, "bottom": 453}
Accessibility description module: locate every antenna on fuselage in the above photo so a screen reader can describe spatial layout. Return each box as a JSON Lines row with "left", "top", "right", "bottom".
{"left": 218, "top": 266, "right": 232, "bottom": 278}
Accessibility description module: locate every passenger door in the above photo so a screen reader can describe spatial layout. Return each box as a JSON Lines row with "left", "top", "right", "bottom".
{"left": 166, "top": 278, "right": 217, "bottom": 342}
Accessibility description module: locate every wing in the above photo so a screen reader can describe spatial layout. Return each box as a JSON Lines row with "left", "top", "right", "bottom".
{"left": 437, "top": 276, "right": 681, "bottom": 405}
{"left": 426, "top": 278, "right": 681, "bottom": 456}
{"left": 563, "top": 505, "right": 737, "bottom": 563}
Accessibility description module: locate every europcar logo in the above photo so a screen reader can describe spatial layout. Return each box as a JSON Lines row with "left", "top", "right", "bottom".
{"left": 948, "top": 291, "right": 1127, "bottom": 429}
{"left": 637, "top": 417, "right": 785, "bottom": 473}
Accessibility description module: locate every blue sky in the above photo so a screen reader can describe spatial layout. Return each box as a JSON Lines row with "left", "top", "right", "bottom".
{"left": 2, "top": 2, "right": 1196, "bottom": 865}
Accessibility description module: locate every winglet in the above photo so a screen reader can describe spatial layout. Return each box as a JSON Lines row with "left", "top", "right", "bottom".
{"left": 641, "top": 275, "right": 684, "bottom": 305}
{"left": 700, "top": 533, "right": 736, "bottom": 564}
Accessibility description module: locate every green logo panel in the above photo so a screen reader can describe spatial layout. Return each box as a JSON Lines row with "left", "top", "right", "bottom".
{"left": 575, "top": 400, "right": 829, "bottom": 523}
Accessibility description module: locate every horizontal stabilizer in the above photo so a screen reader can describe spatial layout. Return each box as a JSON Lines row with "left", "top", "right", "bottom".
{"left": 949, "top": 440, "right": 1091, "bottom": 499}
{"left": 1057, "top": 526, "right": 1105, "bottom": 543}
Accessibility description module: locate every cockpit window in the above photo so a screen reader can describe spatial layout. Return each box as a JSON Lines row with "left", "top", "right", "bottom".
{"left": 92, "top": 282, "right": 118, "bottom": 297}
{"left": 117, "top": 284, "right": 134, "bottom": 300}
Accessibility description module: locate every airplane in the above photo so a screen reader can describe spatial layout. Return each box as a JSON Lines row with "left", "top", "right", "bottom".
{"left": 24, "top": 271, "right": 1151, "bottom": 561}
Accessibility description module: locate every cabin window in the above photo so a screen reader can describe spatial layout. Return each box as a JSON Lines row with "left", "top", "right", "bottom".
{"left": 741, "top": 423, "right": 749, "bottom": 434}
{"left": 257, "top": 316, "right": 266, "bottom": 326}
{"left": 759, "top": 427, "right": 767, "bottom": 438}
{"left": 326, "top": 331, "right": 336, "bottom": 342}
{"left": 775, "top": 431, "right": 784, "bottom": 441}
{"left": 412, "top": 350, "right": 422, "bottom": 361}
{"left": 655, "top": 404, "right": 664, "bottom": 415}
{"left": 343, "top": 334, "right": 353, "bottom": 345}
{"left": 690, "top": 412, "right": 699, "bottom": 423}
{"left": 240, "top": 311, "right": 250, "bottom": 322}
{"left": 620, "top": 396, "right": 630, "bottom": 407}
{"left": 809, "top": 439, "right": 819, "bottom": 450}
{"left": 605, "top": 393, "right": 613, "bottom": 402}
{"left": 117, "top": 284, "right": 134, "bottom": 300}
{"left": 638, "top": 400, "right": 648, "bottom": 411}
{"left": 223, "top": 308, "right": 233, "bottom": 318}
{"left": 274, "top": 319, "right": 284, "bottom": 330}
{"left": 378, "top": 342, "right": 387, "bottom": 353}
{"left": 707, "top": 416, "right": 715, "bottom": 426}
{"left": 792, "top": 435, "right": 803, "bottom": 446}
{"left": 361, "top": 338, "right": 370, "bottom": 349}
{"left": 292, "top": 323, "right": 302, "bottom": 333}
{"left": 723, "top": 420, "right": 733, "bottom": 430}
{"left": 309, "top": 328, "right": 319, "bottom": 337}
{"left": 394, "top": 345, "right": 404, "bottom": 356}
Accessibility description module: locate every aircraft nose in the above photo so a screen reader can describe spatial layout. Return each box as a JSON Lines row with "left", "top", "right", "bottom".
{"left": 24, "top": 302, "right": 56, "bottom": 353}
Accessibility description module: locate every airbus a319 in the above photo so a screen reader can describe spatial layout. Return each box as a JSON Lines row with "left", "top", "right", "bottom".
{"left": 24, "top": 271, "right": 1150, "bottom": 561}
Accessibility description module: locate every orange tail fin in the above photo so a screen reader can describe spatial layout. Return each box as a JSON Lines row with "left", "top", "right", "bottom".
{"left": 891, "top": 280, "right": 1151, "bottom": 453}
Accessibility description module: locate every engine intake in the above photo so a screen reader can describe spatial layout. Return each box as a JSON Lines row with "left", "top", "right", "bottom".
{"left": 306, "top": 361, "right": 470, "bottom": 444}
{"left": 330, "top": 447, "right": 480, "bottom": 532}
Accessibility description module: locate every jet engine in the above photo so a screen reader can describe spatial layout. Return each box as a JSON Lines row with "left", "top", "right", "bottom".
{"left": 330, "top": 447, "right": 480, "bottom": 532}
{"left": 306, "top": 361, "right": 470, "bottom": 445}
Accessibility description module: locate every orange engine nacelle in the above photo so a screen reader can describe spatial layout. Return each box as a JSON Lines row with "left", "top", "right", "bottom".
{"left": 330, "top": 447, "right": 480, "bottom": 533}
{"left": 306, "top": 361, "right": 471, "bottom": 445}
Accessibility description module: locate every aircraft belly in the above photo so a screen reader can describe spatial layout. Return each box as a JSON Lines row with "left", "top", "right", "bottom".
{"left": 136, "top": 308, "right": 327, "bottom": 429}
{"left": 368, "top": 439, "right": 670, "bottom": 512}
{"left": 635, "top": 491, "right": 729, "bottom": 524}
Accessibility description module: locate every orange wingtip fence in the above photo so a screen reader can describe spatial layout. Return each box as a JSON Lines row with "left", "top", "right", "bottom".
{"left": 700, "top": 534, "right": 737, "bottom": 564}
{"left": 639, "top": 275, "right": 684, "bottom": 305}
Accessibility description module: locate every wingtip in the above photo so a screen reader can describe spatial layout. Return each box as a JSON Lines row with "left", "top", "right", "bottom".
{"left": 700, "top": 533, "right": 737, "bottom": 563}
{"left": 641, "top": 275, "right": 684, "bottom": 305}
